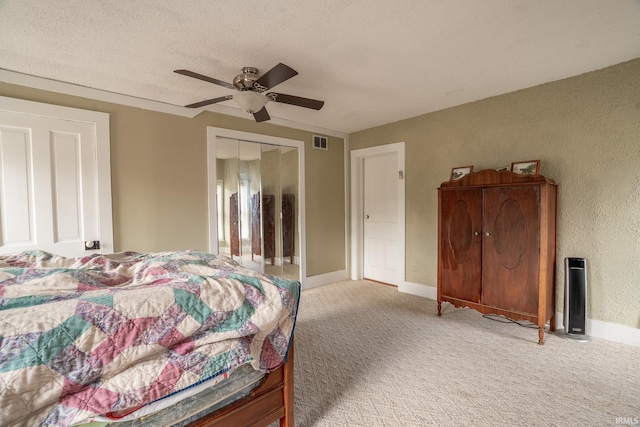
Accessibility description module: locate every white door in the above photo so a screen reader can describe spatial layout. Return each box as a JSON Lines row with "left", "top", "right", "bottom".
{"left": 363, "top": 153, "right": 402, "bottom": 284}
{"left": 0, "top": 99, "right": 113, "bottom": 258}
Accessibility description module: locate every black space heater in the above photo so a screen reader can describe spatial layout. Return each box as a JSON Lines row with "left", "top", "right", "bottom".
{"left": 563, "top": 257, "right": 590, "bottom": 342}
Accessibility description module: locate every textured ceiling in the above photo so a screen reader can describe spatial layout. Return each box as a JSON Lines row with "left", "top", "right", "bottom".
{"left": 1, "top": 0, "right": 639, "bottom": 134}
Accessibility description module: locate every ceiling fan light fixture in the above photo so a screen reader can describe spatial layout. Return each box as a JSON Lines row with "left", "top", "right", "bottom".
{"left": 234, "top": 91, "right": 268, "bottom": 114}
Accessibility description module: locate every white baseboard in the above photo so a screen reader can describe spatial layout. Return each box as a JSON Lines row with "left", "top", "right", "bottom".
{"left": 399, "top": 281, "right": 640, "bottom": 348}
{"left": 303, "top": 269, "right": 349, "bottom": 290}
{"left": 399, "top": 281, "right": 437, "bottom": 300}
{"left": 554, "top": 314, "right": 640, "bottom": 348}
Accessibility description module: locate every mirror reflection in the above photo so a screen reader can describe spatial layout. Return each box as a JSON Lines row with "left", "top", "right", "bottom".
{"left": 279, "top": 146, "right": 299, "bottom": 281}
{"left": 215, "top": 138, "right": 300, "bottom": 281}
{"left": 216, "top": 138, "right": 238, "bottom": 261}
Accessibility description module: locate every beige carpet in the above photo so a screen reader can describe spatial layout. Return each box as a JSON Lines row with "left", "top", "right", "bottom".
{"left": 286, "top": 280, "right": 639, "bottom": 427}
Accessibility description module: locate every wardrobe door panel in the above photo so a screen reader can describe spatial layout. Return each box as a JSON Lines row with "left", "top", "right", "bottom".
{"left": 482, "top": 186, "right": 540, "bottom": 314}
{"left": 439, "top": 189, "right": 482, "bottom": 303}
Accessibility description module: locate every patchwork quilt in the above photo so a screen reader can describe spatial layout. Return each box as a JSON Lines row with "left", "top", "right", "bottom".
{"left": 0, "top": 250, "right": 299, "bottom": 427}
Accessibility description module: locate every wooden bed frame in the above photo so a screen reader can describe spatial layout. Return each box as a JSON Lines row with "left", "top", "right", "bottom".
{"left": 186, "top": 340, "right": 294, "bottom": 427}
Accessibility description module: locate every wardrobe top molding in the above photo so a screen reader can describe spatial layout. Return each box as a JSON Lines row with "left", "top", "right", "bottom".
{"left": 439, "top": 169, "right": 556, "bottom": 188}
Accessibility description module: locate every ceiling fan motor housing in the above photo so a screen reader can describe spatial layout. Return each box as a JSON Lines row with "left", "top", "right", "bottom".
{"left": 233, "top": 67, "right": 259, "bottom": 91}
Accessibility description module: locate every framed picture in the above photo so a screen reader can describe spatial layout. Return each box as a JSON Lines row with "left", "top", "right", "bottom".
{"left": 510, "top": 160, "right": 540, "bottom": 175}
{"left": 450, "top": 165, "right": 473, "bottom": 180}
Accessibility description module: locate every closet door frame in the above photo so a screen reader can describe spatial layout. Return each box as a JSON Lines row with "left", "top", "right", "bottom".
{"left": 206, "top": 127, "right": 306, "bottom": 282}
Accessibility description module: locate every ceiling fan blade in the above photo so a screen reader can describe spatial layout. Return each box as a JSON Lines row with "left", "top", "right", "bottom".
{"left": 174, "top": 69, "right": 235, "bottom": 90}
{"left": 253, "top": 63, "right": 298, "bottom": 91}
{"left": 267, "top": 92, "right": 324, "bottom": 110}
{"left": 184, "top": 95, "right": 233, "bottom": 108}
{"left": 253, "top": 107, "right": 271, "bottom": 122}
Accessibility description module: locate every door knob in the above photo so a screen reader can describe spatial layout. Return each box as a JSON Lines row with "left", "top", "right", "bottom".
{"left": 474, "top": 231, "right": 480, "bottom": 236}
{"left": 84, "top": 240, "right": 100, "bottom": 250}
{"left": 366, "top": 214, "right": 370, "bottom": 220}
{"left": 485, "top": 231, "right": 492, "bottom": 237}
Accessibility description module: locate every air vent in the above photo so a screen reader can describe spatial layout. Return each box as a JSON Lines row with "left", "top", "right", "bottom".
{"left": 313, "top": 135, "right": 328, "bottom": 150}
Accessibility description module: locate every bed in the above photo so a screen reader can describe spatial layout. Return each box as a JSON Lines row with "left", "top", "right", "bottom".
{"left": 0, "top": 250, "right": 299, "bottom": 427}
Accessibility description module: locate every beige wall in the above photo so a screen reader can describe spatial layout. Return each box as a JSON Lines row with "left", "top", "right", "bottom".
{"left": 350, "top": 58, "right": 640, "bottom": 330}
{"left": 0, "top": 83, "right": 346, "bottom": 277}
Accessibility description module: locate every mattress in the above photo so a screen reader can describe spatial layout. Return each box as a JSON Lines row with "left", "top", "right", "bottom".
{"left": 76, "top": 363, "right": 266, "bottom": 426}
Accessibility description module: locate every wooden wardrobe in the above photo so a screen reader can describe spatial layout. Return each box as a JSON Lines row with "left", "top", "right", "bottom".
{"left": 437, "top": 169, "right": 558, "bottom": 344}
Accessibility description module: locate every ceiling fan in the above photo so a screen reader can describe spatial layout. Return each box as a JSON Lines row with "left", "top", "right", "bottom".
{"left": 174, "top": 63, "right": 324, "bottom": 122}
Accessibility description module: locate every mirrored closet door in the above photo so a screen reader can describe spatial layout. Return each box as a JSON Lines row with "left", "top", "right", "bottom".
{"left": 214, "top": 137, "right": 300, "bottom": 281}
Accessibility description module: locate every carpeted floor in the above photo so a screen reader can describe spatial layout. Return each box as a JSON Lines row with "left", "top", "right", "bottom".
{"left": 285, "top": 280, "right": 640, "bottom": 427}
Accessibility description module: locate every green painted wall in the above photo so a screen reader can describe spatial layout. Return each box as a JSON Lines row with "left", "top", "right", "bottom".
{"left": 0, "top": 83, "right": 346, "bottom": 277}
{"left": 350, "top": 58, "right": 640, "bottom": 329}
